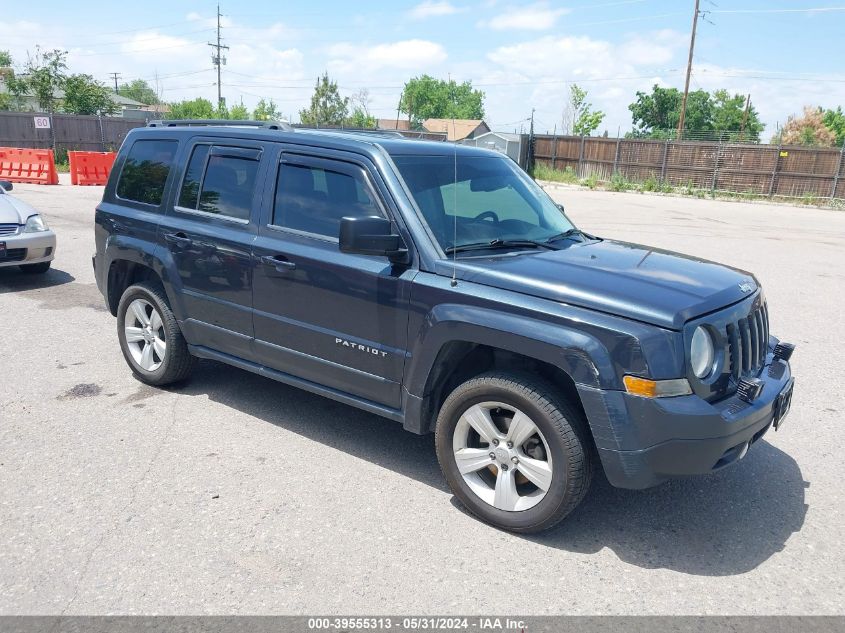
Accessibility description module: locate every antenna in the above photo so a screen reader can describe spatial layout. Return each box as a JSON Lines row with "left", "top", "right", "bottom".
{"left": 451, "top": 113, "right": 458, "bottom": 287}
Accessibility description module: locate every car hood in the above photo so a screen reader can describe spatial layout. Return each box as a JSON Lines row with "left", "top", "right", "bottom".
{"left": 0, "top": 192, "right": 38, "bottom": 224}
{"left": 437, "top": 239, "right": 758, "bottom": 329}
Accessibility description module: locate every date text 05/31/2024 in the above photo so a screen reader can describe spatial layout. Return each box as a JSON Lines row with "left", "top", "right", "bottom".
{"left": 307, "top": 617, "right": 527, "bottom": 630}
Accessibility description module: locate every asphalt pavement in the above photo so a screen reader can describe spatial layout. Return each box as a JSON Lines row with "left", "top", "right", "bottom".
{"left": 1, "top": 175, "right": 843, "bottom": 614}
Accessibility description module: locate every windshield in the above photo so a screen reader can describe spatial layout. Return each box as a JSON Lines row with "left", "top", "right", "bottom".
{"left": 393, "top": 154, "right": 575, "bottom": 254}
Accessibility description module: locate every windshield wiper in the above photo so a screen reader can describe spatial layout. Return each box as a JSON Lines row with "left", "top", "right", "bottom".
{"left": 545, "top": 228, "right": 598, "bottom": 243}
{"left": 445, "top": 239, "right": 558, "bottom": 255}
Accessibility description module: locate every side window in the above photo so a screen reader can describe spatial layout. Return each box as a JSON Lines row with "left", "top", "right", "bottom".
{"left": 116, "top": 139, "right": 178, "bottom": 206}
{"left": 272, "top": 162, "right": 382, "bottom": 238}
{"left": 177, "top": 145, "right": 260, "bottom": 222}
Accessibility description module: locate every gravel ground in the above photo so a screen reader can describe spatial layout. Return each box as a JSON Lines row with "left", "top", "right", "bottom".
{"left": 1, "top": 175, "right": 843, "bottom": 615}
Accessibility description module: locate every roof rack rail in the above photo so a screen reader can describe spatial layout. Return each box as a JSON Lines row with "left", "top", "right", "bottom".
{"left": 147, "top": 119, "right": 293, "bottom": 131}
{"left": 296, "top": 127, "right": 406, "bottom": 139}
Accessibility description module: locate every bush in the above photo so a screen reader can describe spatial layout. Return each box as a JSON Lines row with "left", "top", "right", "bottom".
{"left": 609, "top": 172, "right": 633, "bottom": 192}
{"left": 534, "top": 164, "right": 579, "bottom": 184}
{"left": 580, "top": 174, "right": 598, "bottom": 189}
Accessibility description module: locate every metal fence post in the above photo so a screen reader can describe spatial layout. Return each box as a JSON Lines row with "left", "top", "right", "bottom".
{"left": 577, "top": 135, "right": 586, "bottom": 178}
{"left": 710, "top": 140, "right": 722, "bottom": 197}
{"left": 612, "top": 135, "right": 621, "bottom": 175}
{"left": 831, "top": 138, "right": 845, "bottom": 201}
{"left": 98, "top": 113, "right": 106, "bottom": 152}
{"left": 551, "top": 125, "right": 558, "bottom": 169}
{"left": 660, "top": 139, "right": 670, "bottom": 185}
{"left": 769, "top": 142, "right": 783, "bottom": 197}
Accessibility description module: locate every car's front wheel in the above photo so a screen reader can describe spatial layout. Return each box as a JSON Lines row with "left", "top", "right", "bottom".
{"left": 116, "top": 281, "right": 194, "bottom": 386}
{"left": 435, "top": 372, "right": 592, "bottom": 533}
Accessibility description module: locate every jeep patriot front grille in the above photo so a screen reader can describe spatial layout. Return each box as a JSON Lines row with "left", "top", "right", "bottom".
{"left": 725, "top": 302, "right": 769, "bottom": 379}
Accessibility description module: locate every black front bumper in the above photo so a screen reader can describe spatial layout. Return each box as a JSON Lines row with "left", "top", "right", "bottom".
{"left": 578, "top": 357, "right": 794, "bottom": 489}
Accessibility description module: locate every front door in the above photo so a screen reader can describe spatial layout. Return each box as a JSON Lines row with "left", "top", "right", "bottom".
{"left": 158, "top": 140, "right": 267, "bottom": 358}
{"left": 251, "top": 150, "right": 413, "bottom": 408}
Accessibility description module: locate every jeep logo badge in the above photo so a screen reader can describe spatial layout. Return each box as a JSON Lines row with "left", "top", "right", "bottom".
{"left": 739, "top": 282, "right": 754, "bottom": 293}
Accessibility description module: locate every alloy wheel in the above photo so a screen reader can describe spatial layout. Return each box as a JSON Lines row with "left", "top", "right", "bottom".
{"left": 124, "top": 298, "right": 166, "bottom": 372}
{"left": 452, "top": 401, "right": 553, "bottom": 512}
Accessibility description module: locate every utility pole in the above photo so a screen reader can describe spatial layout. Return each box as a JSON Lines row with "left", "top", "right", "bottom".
{"left": 677, "top": 0, "right": 701, "bottom": 141}
{"left": 739, "top": 93, "right": 751, "bottom": 141}
{"left": 208, "top": 4, "right": 229, "bottom": 111}
{"left": 109, "top": 72, "right": 121, "bottom": 93}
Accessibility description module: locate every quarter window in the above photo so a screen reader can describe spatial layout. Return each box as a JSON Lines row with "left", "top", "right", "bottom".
{"left": 273, "top": 163, "right": 381, "bottom": 238}
{"left": 177, "top": 145, "right": 260, "bottom": 222}
{"left": 116, "top": 139, "right": 178, "bottom": 206}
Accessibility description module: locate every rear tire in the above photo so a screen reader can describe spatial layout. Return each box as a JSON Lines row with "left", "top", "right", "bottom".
{"left": 19, "top": 261, "right": 51, "bottom": 274}
{"left": 116, "top": 281, "right": 194, "bottom": 386}
{"left": 435, "top": 371, "right": 592, "bottom": 533}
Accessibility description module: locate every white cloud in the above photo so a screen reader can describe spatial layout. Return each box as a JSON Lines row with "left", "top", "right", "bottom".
{"left": 327, "top": 39, "right": 447, "bottom": 73}
{"left": 408, "top": 1, "right": 464, "bottom": 19}
{"left": 481, "top": 32, "right": 685, "bottom": 133}
{"left": 480, "top": 2, "right": 571, "bottom": 31}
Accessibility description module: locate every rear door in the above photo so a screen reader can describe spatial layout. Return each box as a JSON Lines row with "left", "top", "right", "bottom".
{"left": 251, "top": 148, "right": 414, "bottom": 408}
{"left": 157, "top": 138, "right": 268, "bottom": 358}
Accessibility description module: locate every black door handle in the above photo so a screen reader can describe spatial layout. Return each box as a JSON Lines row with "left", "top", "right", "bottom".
{"left": 261, "top": 254, "right": 296, "bottom": 272}
{"left": 164, "top": 232, "right": 192, "bottom": 248}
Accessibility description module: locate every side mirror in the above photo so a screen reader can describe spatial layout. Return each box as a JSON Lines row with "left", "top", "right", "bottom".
{"left": 0, "top": 180, "right": 12, "bottom": 192}
{"left": 339, "top": 216, "right": 408, "bottom": 263}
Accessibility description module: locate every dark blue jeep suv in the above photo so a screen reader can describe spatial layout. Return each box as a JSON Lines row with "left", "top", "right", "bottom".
{"left": 94, "top": 120, "right": 795, "bottom": 532}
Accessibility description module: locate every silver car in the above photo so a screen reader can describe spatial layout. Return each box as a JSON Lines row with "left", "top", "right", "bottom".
{"left": 0, "top": 180, "right": 56, "bottom": 274}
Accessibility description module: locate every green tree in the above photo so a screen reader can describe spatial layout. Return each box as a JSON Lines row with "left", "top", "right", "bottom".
{"left": 299, "top": 73, "right": 348, "bottom": 126}
{"left": 62, "top": 74, "right": 119, "bottom": 115}
{"left": 345, "top": 107, "right": 377, "bottom": 129}
{"left": 228, "top": 103, "right": 250, "bottom": 119}
{"left": 253, "top": 98, "right": 282, "bottom": 121}
{"left": 2, "top": 72, "right": 29, "bottom": 111}
{"left": 564, "top": 84, "right": 605, "bottom": 136}
{"left": 0, "top": 50, "right": 12, "bottom": 67}
{"left": 822, "top": 106, "right": 845, "bottom": 147}
{"left": 345, "top": 89, "right": 376, "bottom": 128}
{"left": 399, "top": 75, "right": 484, "bottom": 128}
{"left": 118, "top": 79, "right": 159, "bottom": 105}
{"left": 168, "top": 97, "right": 217, "bottom": 119}
{"left": 711, "top": 90, "right": 764, "bottom": 142}
{"left": 24, "top": 47, "right": 68, "bottom": 113}
{"left": 629, "top": 84, "right": 766, "bottom": 140}
{"left": 629, "top": 85, "right": 683, "bottom": 137}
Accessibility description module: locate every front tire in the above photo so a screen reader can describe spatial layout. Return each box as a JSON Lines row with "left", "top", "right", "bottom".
{"left": 435, "top": 372, "right": 592, "bottom": 533}
{"left": 116, "top": 281, "right": 194, "bottom": 386}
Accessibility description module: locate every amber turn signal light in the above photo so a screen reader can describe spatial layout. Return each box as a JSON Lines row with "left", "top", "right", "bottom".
{"left": 623, "top": 375, "right": 692, "bottom": 398}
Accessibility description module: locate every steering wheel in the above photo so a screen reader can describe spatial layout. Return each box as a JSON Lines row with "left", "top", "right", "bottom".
{"left": 474, "top": 210, "right": 500, "bottom": 223}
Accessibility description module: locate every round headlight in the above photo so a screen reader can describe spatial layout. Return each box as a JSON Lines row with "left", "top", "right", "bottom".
{"left": 690, "top": 326, "right": 715, "bottom": 379}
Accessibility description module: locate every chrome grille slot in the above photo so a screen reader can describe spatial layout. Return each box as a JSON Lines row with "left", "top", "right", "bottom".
{"left": 0, "top": 223, "right": 19, "bottom": 237}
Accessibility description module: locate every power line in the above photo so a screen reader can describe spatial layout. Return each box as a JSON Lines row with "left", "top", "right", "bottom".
{"left": 712, "top": 6, "right": 845, "bottom": 14}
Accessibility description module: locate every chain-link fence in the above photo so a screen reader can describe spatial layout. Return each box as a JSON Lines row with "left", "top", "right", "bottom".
{"left": 532, "top": 132, "right": 845, "bottom": 202}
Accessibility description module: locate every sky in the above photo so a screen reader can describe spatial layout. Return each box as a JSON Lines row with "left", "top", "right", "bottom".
{"left": 4, "top": 0, "right": 845, "bottom": 139}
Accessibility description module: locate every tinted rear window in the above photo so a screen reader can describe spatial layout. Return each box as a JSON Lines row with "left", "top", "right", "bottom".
{"left": 177, "top": 145, "right": 260, "bottom": 221}
{"left": 116, "top": 139, "right": 178, "bottom": 206}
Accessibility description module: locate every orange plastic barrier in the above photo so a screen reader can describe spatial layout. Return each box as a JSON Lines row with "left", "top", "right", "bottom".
{"left": 68, "top": 151, "right": 117, "bottom": 186}
{"left": 0, "top": 147, "right": 59, "bottom": 185}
